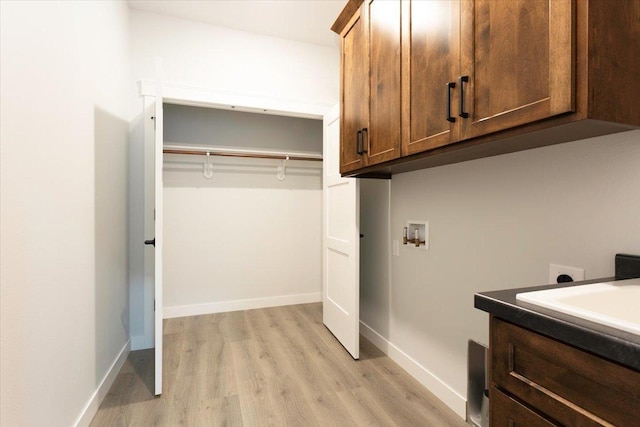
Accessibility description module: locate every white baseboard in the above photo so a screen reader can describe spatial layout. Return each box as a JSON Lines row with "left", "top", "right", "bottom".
{"left": 74, "top": 339, "right": 131, "bottom": 427}
{"left": 359, "top": 321, "right": 467, "bottom": 420}
{"left": 163, "top": 292, "right": 322, "bottom": 319}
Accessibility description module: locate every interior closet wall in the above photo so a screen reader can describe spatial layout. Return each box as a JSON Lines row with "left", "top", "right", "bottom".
{"left": 162, "top": 104, "right": 323, "bottom": 317}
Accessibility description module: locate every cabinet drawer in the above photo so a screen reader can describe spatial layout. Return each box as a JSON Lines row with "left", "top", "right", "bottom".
{"left": 491, "top": 318, "right": 640, "bottom": 426}
{"left": 491, "top": 387, "right": 557, "bottom": 427}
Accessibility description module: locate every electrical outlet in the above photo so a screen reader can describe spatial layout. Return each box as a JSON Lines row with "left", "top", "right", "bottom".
{"left": 549, "top": 264, "right": 585, "bottom": 284}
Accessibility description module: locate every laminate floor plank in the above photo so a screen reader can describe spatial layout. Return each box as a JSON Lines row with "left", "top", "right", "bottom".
{"left": 350, "top": 356, "right": 439, "bottom": 427}
{"left": 163, "top": 394, "right": 243, "bottom": 427}
{"left": 236, "top": 377, "right": 284, "bottom": 427}
{"left": 263, "top": 374, "right": 323, "bottom": 427}
{"left": 370, "top": 356, "right": 468, "bottom": 427}
{"left": 336, "top": 387, "right": 400, "bottom": 427}
{"left": 299, "top": 388, "right": 359, "bottom": 427}
{"left": 231, "top": 340, "right": 277, "bottom": 395}
{"left": 266, "top": 306, "right": 344, "bottom": 397}
{"left": 163, "top": 317, "right": 184, "bottom": 335}
{"left": 91, "top": 303, "right": 465, "bottom": 427}
{"left": 289, "top": 304, "right": 363, "bottom": 391}
{"left": 221, "top": 310, "right": 252, "bottom": 342}
{"left": 162, "top": 332, "right": 184, "bottom": 394}
{"left": 128, "top": 399, "right": 168, "bottom": 427}
{"left": 244, "top": 306, "right": 288, "bottom": 343}
{"left": 175, "top": 331, "right": 211, "bottom": 379}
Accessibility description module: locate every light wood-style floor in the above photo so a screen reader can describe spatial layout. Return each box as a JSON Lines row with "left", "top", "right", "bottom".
{"left": 91, "top": 303, "right": 467, "bottom": 426}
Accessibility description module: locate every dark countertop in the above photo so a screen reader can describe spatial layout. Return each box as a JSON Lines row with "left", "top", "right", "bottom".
{"left": 475, "top": 277, "right": 640, "bottom": 372}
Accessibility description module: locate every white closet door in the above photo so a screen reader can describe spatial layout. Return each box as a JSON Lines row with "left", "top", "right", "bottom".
{"left": 144, "top": 81, "right": 164, "bottom": 395}
{"left": 144, "top": 93, "right": 163, "bottom": 395}
{"left": 323, "top": 104, "right": 360, "bottom": 359}
{"left": 153, "top": 90, "right": 164, "bottom": 395}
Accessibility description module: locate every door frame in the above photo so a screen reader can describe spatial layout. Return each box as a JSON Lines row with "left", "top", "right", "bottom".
{"left": 136, "top": 80, "right": 336, "bottom": 385}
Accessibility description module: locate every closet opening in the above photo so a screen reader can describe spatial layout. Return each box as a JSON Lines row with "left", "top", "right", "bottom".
{"left": 161, "top": 103, "right": 324, "bottom": 319}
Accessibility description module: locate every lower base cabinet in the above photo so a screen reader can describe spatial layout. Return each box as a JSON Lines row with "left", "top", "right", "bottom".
{"left": 490, "top": 317, "right": 640, "bottom": 426}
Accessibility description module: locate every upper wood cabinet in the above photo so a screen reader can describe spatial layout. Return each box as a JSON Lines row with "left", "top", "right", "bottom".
{"left": 333, "top": 0, "right": 640, "bottom": 177}
{"left": 339, "top": 6, "right": 368, "bottom": 173}
{"left": 459, "top": 0, "right": 574, "bottom": 140}
{"left": 337, "top": 0, "right": 401, "bottom": 174}
{"left": 402, "top": 0, "right": 573, "bottom": 153}
{"left": 401, "top": 0, "right": 461, "bottom": 155}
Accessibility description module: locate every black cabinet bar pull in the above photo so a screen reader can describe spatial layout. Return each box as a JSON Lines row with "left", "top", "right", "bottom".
{"left": 361, "top": 127, "right": 368, "bottom": 153}
{"left": 459, "top": 75, "right": 469, "bottom": 118}
{"left": 446, "top": 82, "right": 456, "bottom": 123}
{"left": 144, "top": 238, "right": 155, "bottom": 247}
{"left": 356, "top": 129, "right": 363, "bottom": 155}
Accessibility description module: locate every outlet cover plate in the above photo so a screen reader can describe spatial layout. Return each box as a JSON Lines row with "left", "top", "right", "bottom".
{"left": 549, "top": 264, "right": 585, "bottom": 284}
{"left": 392, "top": 240, "right": 400, "bottom": 256}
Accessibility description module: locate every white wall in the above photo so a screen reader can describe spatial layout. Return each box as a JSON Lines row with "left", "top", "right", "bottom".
{"left": 128, "top": 10, "right": 339, "bottom": 344}
{"left": 162, "top": 105, "right": 323, "bottom": 316}
{"left": 0, "top": 1, "right": 131, "bottom": 426}
{"left": 130, "top": 10, "right": 339, "bottom": 104}
{"left": 360, "top": 130, "right": 640, "bottom": 417}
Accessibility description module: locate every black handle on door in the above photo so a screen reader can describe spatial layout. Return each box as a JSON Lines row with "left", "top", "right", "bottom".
{"left": 361, "top": 128, "right": 368, "bottom": 153}
{"left": 446, "top": 82, "right": 456, "bottom": 123}
{"left": 459, "top": 76, "right": 469, "bottom": 118}
{"left": 356, "top": 129, "right": 363, "bottom": 155}
{"left": 144, "top": 238, "right": 155, "bottom": 247}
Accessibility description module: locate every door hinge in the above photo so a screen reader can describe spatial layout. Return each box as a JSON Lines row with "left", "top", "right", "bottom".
{"left": 154, "top": 299, "right": 156, "bottom": 311}
{"left": 151, "top": 115, "right": 156, "bottom": 129}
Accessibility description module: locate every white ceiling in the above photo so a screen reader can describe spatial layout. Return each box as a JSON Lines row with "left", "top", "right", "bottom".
{"left": 127, "top": 0, "right": 347, "bottom": 47}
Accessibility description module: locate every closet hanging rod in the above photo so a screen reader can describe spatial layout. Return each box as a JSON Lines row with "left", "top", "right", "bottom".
{"left": 163, "top": 145, "right": 323, "bottom": 162}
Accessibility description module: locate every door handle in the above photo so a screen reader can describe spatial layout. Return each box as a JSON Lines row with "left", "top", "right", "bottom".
{"left": 459, "top": 76, "right": 469, "bottom": 118}
{"left": 144, "top": 238, "right": 155, "bottom": 247}
{"left": 446, "top": 82, "right": 456, "bottom": 123}
{"left": 356, "top": 129, "right": 363, "bottom": 155}
{"left": 361, "top": 128, "right": 368, "bottom": 153}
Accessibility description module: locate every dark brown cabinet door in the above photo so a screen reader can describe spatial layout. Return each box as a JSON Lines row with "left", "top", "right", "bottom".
{"left": 365, "top": 0, "right": 401, "bottom": 166}
{"left": 491, "top": 388, "right": 558, "bottom": 427}
{"left": 340, "top": 5, "right": 368, "bottom": 174}
{"left": 459, "top": 0, "right": 574, "bottom": 140}
{"left": 402, "top": 0, "right": 460, "bottom": 155}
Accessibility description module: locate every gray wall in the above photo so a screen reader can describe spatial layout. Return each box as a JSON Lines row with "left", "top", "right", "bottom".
{"left": 360, "top": 129, "right": 640, "bottom": 412}
{"left": 360, "top": 180, "right": 391, "bottom": 337}
{"left": 164, "top": 104, "right": 323, "bottom": 153}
